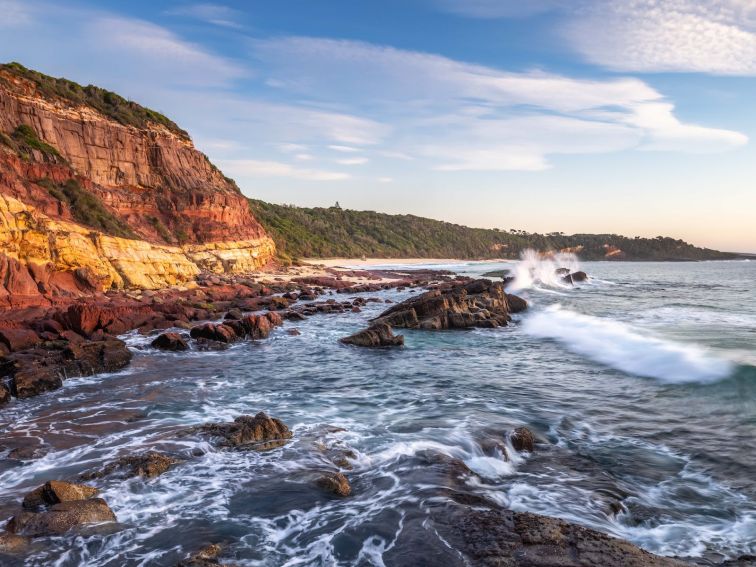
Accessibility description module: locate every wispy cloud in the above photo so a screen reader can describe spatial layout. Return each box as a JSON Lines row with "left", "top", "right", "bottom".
{"left": 252, "top": 36, "right": 747, "bottom": 171}
{"left": 165, "top": 3, "right": 243, "bottom": 29}
{"left": 217, "top": 159, "right": 350, "bottom": 181}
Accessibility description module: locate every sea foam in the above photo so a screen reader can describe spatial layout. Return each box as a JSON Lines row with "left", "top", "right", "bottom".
{"left": 522, "top": 306, "right": 734, "bottom": 383}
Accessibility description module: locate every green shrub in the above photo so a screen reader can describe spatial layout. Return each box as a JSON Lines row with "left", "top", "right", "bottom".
{"left": 42, "top": 178, "right": 137, "bottom": 239}
{"left": 147, "top": 215, "right": 174, "bottom": 243}
{"left": 1, "top": 62, "right": 189, "bottom": 139}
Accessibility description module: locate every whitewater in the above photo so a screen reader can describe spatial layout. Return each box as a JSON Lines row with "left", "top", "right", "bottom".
{"left": 0, "top": 258, "right": 754, "bottom": 565}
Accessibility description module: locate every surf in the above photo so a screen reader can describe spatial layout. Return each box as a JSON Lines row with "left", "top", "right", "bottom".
{"left": 522, "top": 305, "right": 734, "bottom": 384}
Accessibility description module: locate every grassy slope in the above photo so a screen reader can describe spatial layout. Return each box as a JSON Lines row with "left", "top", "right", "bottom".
{"left": 249, "top": 200, "right": 737, "bottom": 261}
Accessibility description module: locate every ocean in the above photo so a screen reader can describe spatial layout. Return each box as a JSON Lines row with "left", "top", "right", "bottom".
{"left": 1, "top": 258, "right": 754, "bottom": 566}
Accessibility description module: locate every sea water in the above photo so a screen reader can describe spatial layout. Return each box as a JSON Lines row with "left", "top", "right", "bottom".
{"left": 0, "top": 260, "right": 754, "bottom": 565}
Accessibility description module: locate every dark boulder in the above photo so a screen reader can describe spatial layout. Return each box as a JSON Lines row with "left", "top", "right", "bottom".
{"left": 506, "top": 294, "right": 528, "bottom": 314}
{"left": 340, "top": 323, "right": 404, "bottom": 347}
{"left": 563, "top": 271, "right": 588, "bottom": 284}
{"left": 190, "top": 323, "right": 237, "bottom": 343}
{"left": 151, "top": 332, "right": 188, "bottom": 351}
{"left": 177, "top": 543, "right": 229, "bottom": 567}
{"left": 0, "top": 383, "right": 10, "bottom": 405}
{"left": 509, "top": 426, "right": 536, "bottom": 452}
{"left": 0, "top": 531, "right": 29, "bottom": 553}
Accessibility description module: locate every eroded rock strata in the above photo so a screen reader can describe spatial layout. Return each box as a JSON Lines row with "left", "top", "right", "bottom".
{"left": 0, "top": 63, "right": 275, "bottom": 307}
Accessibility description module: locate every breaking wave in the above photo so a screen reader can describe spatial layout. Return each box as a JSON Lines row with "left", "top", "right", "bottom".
{"left": 522, "top": 306, "right": 734, "bottom": 383}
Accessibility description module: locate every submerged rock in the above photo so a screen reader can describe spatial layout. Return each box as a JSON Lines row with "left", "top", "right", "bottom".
{"left": 373, "top": 279, "right": 526, "bottom": 330}
{"left": 194, "top": 412, "right": 292, "bottom": 450}
{"left": 340, "top": 323, "right": 404, "bottom": 347}
{"left": 81, "top": 451, "right": 179, "bottom": 480}
{"left": 151, "top": 332, "right": 189, "bottom": 351}
{"left": 315, "top": 472, "right": 352, "bottom": 497}
{"left": 430, "top": 503, "right": 686, "bottom": 567}
{"left": 177, "top": 543, "right": 230, "bottom": 567}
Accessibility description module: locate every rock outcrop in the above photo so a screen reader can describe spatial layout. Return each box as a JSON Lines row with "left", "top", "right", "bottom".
{"left": 373, "top": 279, "right": 526, "bottom": 330}
{"left": 6, "top": 481, "right": 117, "bottom": 537}
{"left": 340, "top": 323, "right": 404, "bottom": 347}
{"left": 0, "top": 63, "right": 275, "bottom": 307}
{"left": 193, "top": 412, "right": 293, "bottom": 450}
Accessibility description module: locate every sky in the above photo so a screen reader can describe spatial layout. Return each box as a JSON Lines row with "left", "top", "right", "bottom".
{"left": 1, "top": 1, "right": 754, "bottom": 252}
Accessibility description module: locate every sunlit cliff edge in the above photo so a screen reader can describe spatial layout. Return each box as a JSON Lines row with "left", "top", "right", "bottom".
{"left": 0, "top": 63, "right": 275, "bottom": 307}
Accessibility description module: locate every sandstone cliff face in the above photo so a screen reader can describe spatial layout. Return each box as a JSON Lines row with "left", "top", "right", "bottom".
{"left": 0, "top": 65, "right": 275, "bottom": 305}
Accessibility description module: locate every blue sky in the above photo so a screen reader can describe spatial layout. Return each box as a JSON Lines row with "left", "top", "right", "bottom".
{"left": 1, "top": 0, "right": 755, "bottom": 251}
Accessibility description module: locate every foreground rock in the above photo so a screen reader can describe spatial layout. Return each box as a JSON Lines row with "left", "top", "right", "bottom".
{"left": 193, "top": 412, "right": 292, "bottom": 450}
{"left": 429, "top": 504, "right": 687, "bottom": 567}
{"left": 340, "top": 323, "right": 404, "bottom": 348}
{"left": 81, "top": 451, "right": 179, "bottom": 480}
{"left": 374, "top": 279, "right": 526, "bottom": 330}
{"left": 7, "top": 481, "right": 116, "bottom": 537}
{"left": 1, "top": 338, "right": 132, "bottom": 399}
{"left": 509, "top": 426, "right": 536, "bottom": 452}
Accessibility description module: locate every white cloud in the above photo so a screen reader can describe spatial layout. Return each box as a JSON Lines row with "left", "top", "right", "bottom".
{"left": 166, "top": 3, "right": 243, "bottom": 29}
{"left": 378, "top": 177, "right": 394, "bottom": 183}
{"left": 335, "top": 157, "right": 369, "bottom": 165}
{"left": 564, "top": 0, "right": 756, "bottom": 75}
{"left": 217, "top": 159, "right": 350, "bottom": 181}
{"left": 252, "top": 36, "right": 747, "bottom": 171}
{"left": 295, "top": 153, "right": 314, "bottom": 161}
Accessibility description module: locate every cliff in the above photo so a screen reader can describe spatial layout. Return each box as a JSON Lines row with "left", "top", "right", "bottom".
{"left": 0, "top": 63, "right": 275, "bottom": 306}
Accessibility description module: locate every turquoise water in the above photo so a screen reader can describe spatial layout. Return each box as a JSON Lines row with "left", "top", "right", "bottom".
{"left": 0, "top": 259, "right": 754, "bottom": 565}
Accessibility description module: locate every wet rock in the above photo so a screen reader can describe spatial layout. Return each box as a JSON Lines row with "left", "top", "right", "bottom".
{"left": 7, "top": 498, "right": 117, "bottom": 537}
{"left": 506, "top": 294, "right": 528, "bottom": 314}
{"left": 266, "top": 311, "right": 284, "bottom": 327}
{"left": 315, "top": 472, "right": 352, "bottom": 497}
{"left": 0, "top": 383, "right": 9, "bottom": 405}
{"left": 22, "top": 480, "right": 99, "bottom": 510}
{"left": 431, "top": 503, "right": 686, "bottom": 567}
{"left": 286, "top": 328, "right": 301, "bottom": 336}
{"left": 240, "top": 314, "right": 272, "bottom": 340}
{"left": 555, "top": 267, "right": 571, "bottom": 275}
{"left": 0, "top": 531, "right": 29, "bottom": 553}
{"left": 509, "top": 426, "right": 536, "bottom": 452}
{"left": 563, "top": 271, "right": 588, "bottom": 284}
{"left": 151, "top": 332, "right": 189, "bottom": 351}
{"left": 8, "top": 445, "right": 48, "bottom": 460}
{"left": 195, "top": 412, "right": 292, "bottom": 450}
{"left": 81, "top": 451, "right": 179, "bottom": 480}
{"left": 373, "top": 279, "right": 525, "bottom": 330}
{"left": 340, "top": 323, "right": 404, "bottom": 347}
{"left": 190, "top": 323, "right": 237, "bottom": 344}
{"left": 177, "top": 543, "right": 230, "bottom": 567}
{"left": 0, "top": 328, "right": 40, "bottom": 352}
{"left": 3, "top": 339, "right": 132, "bottom": 399}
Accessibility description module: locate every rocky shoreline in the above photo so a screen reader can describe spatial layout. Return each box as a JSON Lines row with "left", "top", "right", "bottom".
{"left": 0, "top": 265, "right": 748, "bottom": 566}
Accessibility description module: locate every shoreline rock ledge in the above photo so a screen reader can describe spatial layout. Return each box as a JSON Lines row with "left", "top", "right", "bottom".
{"left": 374, "top": 278, "right": 527, "bottom": 330}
